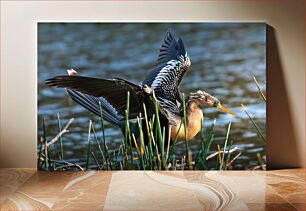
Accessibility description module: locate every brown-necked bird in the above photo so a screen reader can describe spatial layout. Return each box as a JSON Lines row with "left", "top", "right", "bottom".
{"left": 46, "top": 30, "right": 235, "bottom": 147}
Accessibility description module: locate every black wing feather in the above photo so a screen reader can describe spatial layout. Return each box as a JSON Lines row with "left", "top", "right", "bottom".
{"left": 46, "top": 76, "right": 144, "bottom": 118}
{"left": 66, "top": 89, "right": 123, "bottom": 126}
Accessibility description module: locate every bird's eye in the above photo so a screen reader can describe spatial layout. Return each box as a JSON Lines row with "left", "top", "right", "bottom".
{"left": 213, "top": 101, "right": 220, "bottom": 107}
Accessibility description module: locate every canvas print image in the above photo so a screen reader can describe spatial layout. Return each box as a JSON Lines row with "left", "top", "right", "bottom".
{"left": 38, "top": 23, "right": 266, "bottom": 170}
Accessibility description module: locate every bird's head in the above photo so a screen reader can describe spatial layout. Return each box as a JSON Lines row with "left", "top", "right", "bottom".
{"left": 187, "top": 90, "right": 236, "bottom": 116}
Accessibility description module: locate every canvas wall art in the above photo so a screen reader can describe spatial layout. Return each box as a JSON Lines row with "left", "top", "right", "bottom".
{"left": 38, "top": 23, "right": 266, "bottom": 170}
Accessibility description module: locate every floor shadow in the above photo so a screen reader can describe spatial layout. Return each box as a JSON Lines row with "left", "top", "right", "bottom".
{"left": 266, "top": 25, "right": 299, "bottom": 169}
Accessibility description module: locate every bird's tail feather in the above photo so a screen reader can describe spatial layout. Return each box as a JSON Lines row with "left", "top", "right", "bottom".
{"left": 67, "top": 89, "right": 123, "bottom": 128}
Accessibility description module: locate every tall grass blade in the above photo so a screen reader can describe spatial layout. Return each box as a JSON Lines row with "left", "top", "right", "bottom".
{"left": 143, "top": 103, "right": 153, "bottom": 169}
{"left": 42, "top": 117, "right": 48, "bottom": 169}
{"left": 153, "top": 94, "right": 163, "bottom": 154}
{"left": 181, "top": 93, "right": 190, "bottom": 169}
{"left": 256, "top": 152, "right": 266, "bottom": 170}
{"left": 85, "top": 120, "right": 92, "bottom": 170}
{"left": 195, "top": 117, "right": 215, "bottom": 170}
{"left": 132, "top": 133, "right": 143, "bottom": 170}
{"left": 172, "top": 155, "right": 176, "bottom": 170}
{"left": 165, "top": 125, "right": 172, "bottom": 167}
{"left": 137, "top": 115, "right": 145, "bottom": 169}
{"left": 57, "top": 113, "right": 64, "bottom": 160}
{"left": 91, "top": 123, "right": 106, "bottom": 166}
{"left": 167, "top": 120, "right": 183, "bottom": 163}
{"left": 253, "top": 75, "right": 266, "bottom": 102}
{"left": 98, "top": 102, "right": 112, "bottom": 170}
{"left": 203, "top": 119, "right": 216, "bottom": 161}
{"left": 220, "top": 121, "right": 231, "bottom": 170}
{"left": 124, "top": 91, "right": 133, "bottom": 166}
{"left": 161, "top": 126, "right": 166, "bottom": 169}
{"left": 241, "top": 104, "right": 266, "bottom": 142}
{"left": 91, "top": 152, "right": 101, "bottom": 170}
{"left": 37, "top": 137, "right": 44, "bottom": 169}
{"left": 217, "top": 144, "right": 221, "bottom": 165}
{"left": 225, "top": 139, "right": 233, "bottom": 170}
{"left": 137, "top": 114, "right": 145, "bottom": 155}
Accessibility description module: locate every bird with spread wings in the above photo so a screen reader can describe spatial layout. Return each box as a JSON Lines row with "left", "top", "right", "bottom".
{"left": 46, "top": 30, "right": 235, "bottom": 146}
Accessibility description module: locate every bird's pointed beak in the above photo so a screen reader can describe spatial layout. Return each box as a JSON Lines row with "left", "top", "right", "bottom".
{"left": 216, "top": 105, "right": 236, "bottom": 116}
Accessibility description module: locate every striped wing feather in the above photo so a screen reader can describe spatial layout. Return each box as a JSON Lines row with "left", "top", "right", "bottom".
{"left": 46, "top": 76, "right": 146, "bottom": 118}
{"left": 143, "top": 30, "right": 191, "bottom": 114}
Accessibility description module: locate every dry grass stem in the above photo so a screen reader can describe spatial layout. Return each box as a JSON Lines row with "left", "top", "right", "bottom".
{"left": 253, "top": 75, "right": 266, "bottom": 102}
{"left": 226, "top": 152, "right": 242, "bottom": 167}
{"left": 46, "top": 118, "right": 74, "bottom": 147}
{"left": 206, "top": 147, "right": 239, "bottom": 160}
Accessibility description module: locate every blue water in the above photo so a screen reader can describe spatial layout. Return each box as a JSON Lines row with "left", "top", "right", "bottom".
{"left": 38, "top": 23, "right": 266, "bottom": 169}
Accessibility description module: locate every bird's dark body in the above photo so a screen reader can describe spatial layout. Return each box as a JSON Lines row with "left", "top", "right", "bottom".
{"left": 63, "top": 80, "right": 172, "bottom": 147}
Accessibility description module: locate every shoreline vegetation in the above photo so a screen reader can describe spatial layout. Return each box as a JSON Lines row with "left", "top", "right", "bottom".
{"left": 38, "top": 76, "right": 266, "bottom": 171}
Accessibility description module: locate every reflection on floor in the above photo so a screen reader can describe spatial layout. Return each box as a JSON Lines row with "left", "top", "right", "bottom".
{"left": 0, "top": 169, "right": 304, "bottom": 210}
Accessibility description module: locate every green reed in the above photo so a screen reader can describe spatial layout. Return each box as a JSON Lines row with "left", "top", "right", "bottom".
{"left": 143, "top": 103, "right": 154, "bottom": 169}
{"left": 241, "top": 104, "right": 266, "bottom": 142}
{"left": 42, "top": 117, "right": 49, "bottom": 169}
{"left": 124, "top": 91, "right": 133, "bottom": 167}
{"left": 91, "top": 123, "right": 106, "bottom": 167}
{"left": 220, "top": 122, "right": 231, "bottom": 170}
{"left": 85, "top": 120, "right": 92, "bottom": 170}
{"left": 181, "top": 93, "right": 190, "bottom": 169}
{"left": 56, "top": 113, "right": 64, "bottom": 160}
{"left": 99, "top": 102, "right": 112, "bottom": 170}
{"left": 241, "top": 75, "right": 266, "bottom": 143}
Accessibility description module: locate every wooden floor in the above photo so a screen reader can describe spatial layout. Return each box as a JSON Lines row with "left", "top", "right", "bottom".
{"left": 0, "top": 169, "right": 304, "bottom": 210}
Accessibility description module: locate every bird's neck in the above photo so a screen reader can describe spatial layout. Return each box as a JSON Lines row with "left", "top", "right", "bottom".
{"left": 186, "top": 101, "right": 203, "bottom": 129}
{"left": 170, "top": 101, "right": 203, "bottom": 141}
{"left": 186, "top": 102, "right": 203, "bottom": 140}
